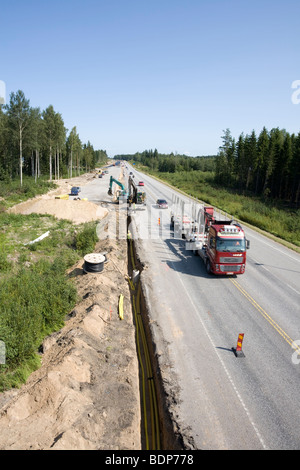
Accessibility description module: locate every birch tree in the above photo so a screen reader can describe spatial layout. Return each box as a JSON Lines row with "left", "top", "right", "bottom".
{"left": 67, "top": 127, "right": 81, "bottom": 177}
{"left": 54, "top": 112, "right": 66, "bottom": 180}
{"left": 42, "top": 105, "right": 56, "bottom": 181}
{"left": 28, "top": 107, "right": 43, "bottom": 182}
{"left": 5, "top": 90, "right": 31, "bottom": 186}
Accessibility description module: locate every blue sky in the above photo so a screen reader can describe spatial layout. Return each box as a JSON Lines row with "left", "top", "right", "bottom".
{"left": 1, "top": 0, "right": 299, "bottom": 157}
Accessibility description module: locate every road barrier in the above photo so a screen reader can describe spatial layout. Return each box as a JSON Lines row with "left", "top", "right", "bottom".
{"left": 233, "top": 333, "right": 245, "bottom": 357}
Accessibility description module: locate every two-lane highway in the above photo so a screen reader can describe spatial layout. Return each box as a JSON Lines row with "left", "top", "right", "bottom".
{"left": 125, "top": 163, "right": 300, "bottom": 449}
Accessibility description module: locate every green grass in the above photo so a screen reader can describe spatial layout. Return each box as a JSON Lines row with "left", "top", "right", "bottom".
{"left": 0, "top": 213, "right": 76, "bottom": 274}
{"left": 0, "top": 256, "right": 78, "bottom": 391}
{"left": 0, "top": 210, "right": 100, "bottom": 392}
{"left": 0, "top": 175, "right": 56, "bottom": 210}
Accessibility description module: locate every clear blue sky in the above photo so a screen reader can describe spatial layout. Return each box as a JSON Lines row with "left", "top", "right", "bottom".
{"left": 1, "top": 0, "right": 299, "bottom": 157}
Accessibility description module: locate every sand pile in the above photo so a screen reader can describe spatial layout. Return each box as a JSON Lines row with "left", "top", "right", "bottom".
{"left": 8, "top": 198, "right": 108, "bottom": 225}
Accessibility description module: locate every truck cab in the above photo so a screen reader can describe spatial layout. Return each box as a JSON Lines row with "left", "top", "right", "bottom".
{"left": 206, "top": 223, "right": 249, "bottom": 275}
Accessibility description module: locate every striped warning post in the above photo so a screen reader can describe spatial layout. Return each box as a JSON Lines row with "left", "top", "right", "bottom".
{"left": 232, "top": 333, "right": 245, "bottom": 357}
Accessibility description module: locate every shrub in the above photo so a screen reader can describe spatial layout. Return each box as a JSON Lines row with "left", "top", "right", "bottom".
{"left": 75, "top": 222, "right": 98, "bottom": 256}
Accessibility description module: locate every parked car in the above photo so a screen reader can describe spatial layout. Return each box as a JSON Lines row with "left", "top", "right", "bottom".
{"left": 71, "top": 186, "right": 81, "bottom": 196}
{"left": 156, "top": 199, "right": 168, "bottom": 209}
{"left": 138, "top": 181, "right": 144, "bottom": 186}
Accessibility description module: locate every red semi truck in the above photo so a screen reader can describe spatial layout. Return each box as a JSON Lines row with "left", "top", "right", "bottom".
{"left": 187, "top": 206, "right": 250, "bottom": 275}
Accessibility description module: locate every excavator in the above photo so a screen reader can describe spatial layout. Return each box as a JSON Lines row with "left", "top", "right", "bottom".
{"left": 128, "top": 176, "right": 146, "bottom": 206}
{"left": 107, "top": 176, "right": 128, "bottom": 202}
{"left": 107, "top": 175, "right": 146, "bottom": 206}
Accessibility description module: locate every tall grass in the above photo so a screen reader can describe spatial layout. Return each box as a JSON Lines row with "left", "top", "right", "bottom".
{"left": 0, "top": 258, "right": 78, "bottom": 391}
{"left": 0, "top": 175, "right": 56, "bottom": 209}
{"left": 0, "top": 214, "right": 100, "bottom": 391}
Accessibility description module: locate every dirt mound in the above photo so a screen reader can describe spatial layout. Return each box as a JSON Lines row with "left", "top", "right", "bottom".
{"left": 9, "top": 198, "right": 108, "bottom": 225}
{"left": 7, "top": 173, "right": 109, "bottom": 225}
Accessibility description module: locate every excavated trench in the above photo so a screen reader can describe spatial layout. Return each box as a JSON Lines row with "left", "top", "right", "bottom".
{"left": 127, "top": 214, "right": 185, "bottom": 451}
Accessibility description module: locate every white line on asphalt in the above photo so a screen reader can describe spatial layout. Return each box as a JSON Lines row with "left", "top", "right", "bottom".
{"left": 249, "top": 232, "right": 300, "bottom": 263}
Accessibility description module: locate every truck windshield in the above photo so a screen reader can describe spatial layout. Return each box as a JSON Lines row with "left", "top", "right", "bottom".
{"left": 216, "top": 238, "right": 246, "bottom": 252}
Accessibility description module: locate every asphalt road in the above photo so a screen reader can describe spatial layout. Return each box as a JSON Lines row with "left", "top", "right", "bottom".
{"left": 123, "top": 163, "right": 300, "bottom": 450}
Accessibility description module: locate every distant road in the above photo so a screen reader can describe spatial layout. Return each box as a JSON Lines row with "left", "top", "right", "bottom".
{"left": 124, "top": 163, "right": 300, "bottom": 450}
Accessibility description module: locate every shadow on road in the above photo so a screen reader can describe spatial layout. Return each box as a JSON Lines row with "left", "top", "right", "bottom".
{"left": 160, "top": 237, "right": 212, "bottom": 279}
{"left": 158, "top": 237, "right": 238, "bottom": 280}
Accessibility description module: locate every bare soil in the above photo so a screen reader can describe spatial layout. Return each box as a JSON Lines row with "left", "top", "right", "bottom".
{"left": 0, "top": 173, "right": 141, "bottom": 450}
{"left": 7, "top": 173, "right": 108, "bottom": 224}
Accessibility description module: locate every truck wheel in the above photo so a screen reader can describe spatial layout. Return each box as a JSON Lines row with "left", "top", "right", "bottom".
{"left": 206, "top": 260, "right": 211, "bottom": 274}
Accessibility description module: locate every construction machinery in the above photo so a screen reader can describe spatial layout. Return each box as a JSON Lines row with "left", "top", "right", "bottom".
{"left": 107, "top": 175, "right": 146, "bottom": 206}
{"left": 107, "top": 176, "right": 128, "bottom": 202}
{"left": 185, "top": 206, "right": 250, "bottom": 275}
{"left": 128, "top": 176, "right": 146, "bottom": 206}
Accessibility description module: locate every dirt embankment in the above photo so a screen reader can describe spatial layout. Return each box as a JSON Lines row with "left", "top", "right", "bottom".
{"left": 7, "top": 173, "right": 108, "bottom": 224}
{"left": 0, "top": 174, "right": 141, "bottom": 450}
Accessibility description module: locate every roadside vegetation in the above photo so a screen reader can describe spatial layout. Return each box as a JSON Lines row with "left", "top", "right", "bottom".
{"left": 0, "top": 115, "right": 106, "bottom": 392}
{"left": 0, "top": 175, "right": 56, "bottom": 211}
{"left": 0, "top": 88, "right": 109, "bottom": 391}
{"left": 0, "top": 208, "right": 99, "bottom": 392}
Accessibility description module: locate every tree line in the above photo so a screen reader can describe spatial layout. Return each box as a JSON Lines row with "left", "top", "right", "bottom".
{"left": 116, "top": 125, "right": 300, "bottom": 206}
{"left": 0, "top": 90, "right": 107, "bottom": 185}
{"left": 114, "top": 149, "right": 216, "bottom": 173}
{"left": 216, "top": 127, "right": 300, "bottom": 205}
